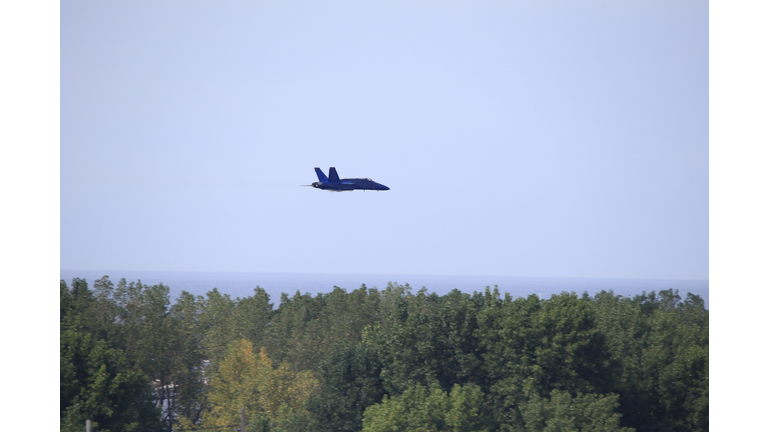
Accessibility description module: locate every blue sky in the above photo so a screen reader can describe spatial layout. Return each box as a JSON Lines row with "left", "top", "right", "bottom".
{"left": 60, "top": 1, "right": 708, "bottom": 279}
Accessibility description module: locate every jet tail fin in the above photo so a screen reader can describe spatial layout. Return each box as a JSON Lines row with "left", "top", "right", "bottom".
{"left": 329, "top": 167, "right": 341, "bottom": 182}
{"left": 314, "top": 167, "right": 328, "bottom": 183}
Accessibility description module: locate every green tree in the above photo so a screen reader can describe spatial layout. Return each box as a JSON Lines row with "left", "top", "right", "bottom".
{"left": 61, "top": 275, "right": 707, "bottom": 432}
{"left": 171, "top": 287, "right": 273, "bottom": 428}
{"left": 364, "top": 285, "right": 486, "bottom": 395}
{"left": 107, "top": 279, "right": 182, "bottom": 430}
{"left": 61, "top": 278, "right": 162, "bottom": 432}
{"left": 61, "top": 278, "right": 96, "bottom": 333}
{"left": 307, "top": 341, "right": 386, "bottom": 432}
{"left": 593, "top": 290, "right": 708, "bottom": 432}
{"left": 320, "top": 285, "right": 383, "bottom": 346}
{"left": 168, "top": 291, "right": 209, "bottom": 426}
{"left": 477, "top": 292, "right": 617, "bottom": 427}
{"left": 262, "top": 290, "right": 324, "bottom": 370}
{"left": 198, "top": 288, "right": 238, "bottom": 366}
{"left": 263, "top": 285, "right": 382, "bottom": 373}
{"left": 362, "top": 383, "right": 489, "bottom": 432}
{"left": 231, "top": 287, "right": 274, "bottom": 350}
{"left": 516, "top": 390, "right": 634, "bottom": 432}
{"left": 60, "top": 329, "right": 161, "bottom": 432}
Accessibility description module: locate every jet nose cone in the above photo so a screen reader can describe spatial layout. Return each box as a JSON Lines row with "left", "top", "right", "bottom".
{"left": 380, "top": 185, "right": 390, "bottom": 191}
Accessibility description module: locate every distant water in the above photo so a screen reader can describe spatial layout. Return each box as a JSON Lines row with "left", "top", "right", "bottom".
{"left": 60, "top": 270, "right": 709, "bottom": 309}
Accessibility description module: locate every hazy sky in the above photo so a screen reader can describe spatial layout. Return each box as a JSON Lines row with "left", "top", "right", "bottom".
{"left": 61, "top": 1, "right": 708, "bottom": 279}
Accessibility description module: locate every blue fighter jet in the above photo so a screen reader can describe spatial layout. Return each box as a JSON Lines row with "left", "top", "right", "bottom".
{"left": 308, "top": 167, "right": 390, "bottom": 192}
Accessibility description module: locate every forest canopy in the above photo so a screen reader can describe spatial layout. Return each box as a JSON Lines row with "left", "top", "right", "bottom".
{"left": 60, "top": 277, "right": 708, "bottom": 432}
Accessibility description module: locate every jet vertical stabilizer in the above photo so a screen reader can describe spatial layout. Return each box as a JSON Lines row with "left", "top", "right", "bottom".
{"left": 314, "top": 167, "right": 329, "bottom": 183}
{"left": 328, "top": 167, "right": 341, "bottom": 182}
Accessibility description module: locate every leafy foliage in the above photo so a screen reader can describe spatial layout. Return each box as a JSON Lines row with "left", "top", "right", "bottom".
{"left": 60, "top": 280, "right": 161, "bottom": 432}
{"left": 306, "top": 341, "right": 386, "bottom": 432}
{"left": 362, "top": 384, "right": 488, "bottom": 432}
{"left": 517, "top": 390, "right": 635, "bottom": 432}
{"left": 202, "top": 339, "right": 318, "bottom": 432}
{"left": 592, "top": 290, "right": 709, "bottom": 431}
{"left": 61, "top": 278, "right": 707, "bottom": 432}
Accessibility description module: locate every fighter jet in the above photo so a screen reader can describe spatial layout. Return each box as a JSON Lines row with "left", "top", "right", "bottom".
{"left": 307, "top": 167, "right": 390, "bottom": 192}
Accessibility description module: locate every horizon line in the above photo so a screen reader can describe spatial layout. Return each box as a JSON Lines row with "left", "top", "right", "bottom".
{"left": 60, "top": 269, "right": 709, "bottom": 283}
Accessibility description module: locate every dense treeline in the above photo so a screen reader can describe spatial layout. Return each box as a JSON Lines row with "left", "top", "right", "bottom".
{"left": 61, "top": 277, "right": 708, "bottom": 432}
